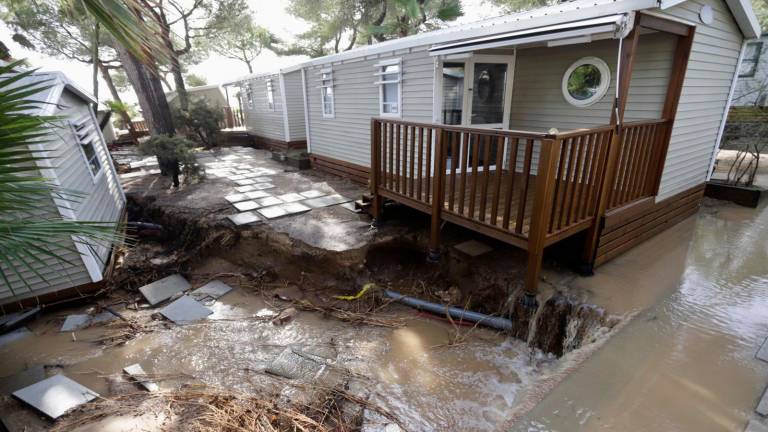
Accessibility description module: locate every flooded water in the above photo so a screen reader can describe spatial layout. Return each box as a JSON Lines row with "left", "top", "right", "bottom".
{"left": 515, "top": 200, "right": 768, "bottom": 431}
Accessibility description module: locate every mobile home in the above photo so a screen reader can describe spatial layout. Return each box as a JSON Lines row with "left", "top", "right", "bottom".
{"left": 291, "top": 0, "right": 759, "bottom": 295}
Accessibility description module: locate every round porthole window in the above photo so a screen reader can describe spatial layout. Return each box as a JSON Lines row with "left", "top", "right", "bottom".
{"left": 562, "top": 57, "right": 611, "bottom": 107}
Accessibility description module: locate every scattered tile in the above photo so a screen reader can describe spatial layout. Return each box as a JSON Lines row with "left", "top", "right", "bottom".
{"left": 12, "top": 374, "right": 98, "bottom": 420}
{"left": 758, "top": 337, "right": 768, "bottom": 362}
{"left": 234, "top": 200, "right": 260, "bottom": 212}
{"left": 227, "top": 211, "right": 262, "bottom": 226}
{"left": 258, "top": 205, "right": 289, "bottom": 219}
{"left": 746, "top": 419, "right": 768, "bottom": 432}
{"left": 256, "top": 196, "right": 283, "bottom": 207}
{"left": 159, "top": 295, "right": 213, "bottom": 325}
{"left": 253, "top": 176, "right": 272, "bottom": 182}
{"left": 123, "top": 364, "right": 159, "bottom": 392}
{"left": 340, "top": 202, "right": 360, "bottom": 213}
{"left": 0, "top": 327, "right": 31, "bottom": 348}
{"left": 757, "top": 386, "right": 768, "bottom": 416}
{"left": 245, "top": 191, "right": 271, "bottom": 199}
{"left": 252, "top": 182, "right": 275, "bottom": 190}
{"left": 228, "top": 175, "right": 246, "bottom": 181}
{"left": 0, "top": 365, "right": 46, "bottom": 395}
{"left": 280, "top": 202, "right": 311, "bottom": 215}
{"left": 278, "top": 193, "right": 305, "bottom": 203}
{"left": 302, "top": 194, "right": 352, "bottom": 208}
{"left": 454, "top": 240, "right": 493, "bottom": 257}
{"left": 235, "top": 185, "right": 256, "bottom": 193}
{"left": 271, "top": 307, "right": 298, "bottom": 326}
{"left": 191, "top": 280, "right": 234, "bottom": 301}
{"left": 300, "top": 190, "right": 325, "bottom": 199}
{"left": 60, "top": 311, "right": 116, "bottom": 332}
{"left": 264, "top": 347, "right": 325, "bottom": 380}
{"left": 0, "top": 308, "right": 40, "bottom": 332}
{"left": 138, "top": 274, "right": 191, "bottom": 307}
{"left": 225, "top": 193, "right": 249, "bottom": 203}
{"left": 235, "top": 179, "right": 256, "bottom": 186}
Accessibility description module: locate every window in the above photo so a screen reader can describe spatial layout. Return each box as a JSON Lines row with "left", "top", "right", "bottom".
{"left": 320, "top": 68, "right": 334, "bottom": 117}
{"left": 266, "top": 79, "right": 275, "bottom": 111}
{"left": 562, "top": 56, "right": 610, "bottom": 107}
{"left": 740, "top": 41, "right": 763, "bottom": 77}
{"left": 71, "top": 115, "right": 102, "bottom": 177}
{"left": 375, "top": 59, "right": 402, "bottom": 117}
{"left": 245, "top": 84, "right": 253, "bottom": 109}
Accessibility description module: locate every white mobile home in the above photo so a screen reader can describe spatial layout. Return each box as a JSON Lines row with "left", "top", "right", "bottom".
{"left": 1, "top": 71, "right": 126, "bottom": 307}
{"left": 288, "top": 0, "right": 759, "bottom": 294}
{"left": 165, "top": 84, "right": 228, "bottom": 109}
{"left": 225, "top": 70, "right": 307, "bottom": 152}
{"left": 732, "top": 33, "right": 768, "bottom": 106}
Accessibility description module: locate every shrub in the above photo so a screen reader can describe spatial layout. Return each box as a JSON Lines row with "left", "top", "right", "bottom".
{"left": 139, "top": 135, "right": 204, "bottom": 186}
{"left": 172, "top": 100, "right": 223, "bottom": 148}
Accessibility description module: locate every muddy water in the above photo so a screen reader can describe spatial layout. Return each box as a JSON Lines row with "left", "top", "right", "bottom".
{"left": 514, "top": 200, "right": 768, "bottom": 431}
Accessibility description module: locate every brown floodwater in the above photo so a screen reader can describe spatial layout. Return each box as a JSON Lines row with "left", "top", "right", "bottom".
{"left": 514, "top": 199, "right": 768, "bottom": 431}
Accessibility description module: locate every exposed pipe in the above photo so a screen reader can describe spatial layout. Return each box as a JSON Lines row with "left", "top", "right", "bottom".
{"left": 384, "top": 290, "right": 513, "bottom": 331}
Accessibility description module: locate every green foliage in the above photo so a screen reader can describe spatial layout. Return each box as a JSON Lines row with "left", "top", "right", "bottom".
{"left": 185, "top": 73, "right": 208, "bottom": 87}
{"left": 0, "top": 61, "right": 125, "bottom": 295}
{"left": 484, "top": 0, "right": 556, "bottom": 13}
{"left": 171, "top": 100, "right": 223, "bottom": 148}
{"left": 138, "top": 134, "right": 204, "bottom": 182}
{"left": 753, "top": 0, "right": 768, "bottom": 32}
{"left": 104, "top": 99, "right": 137, "bottom": 128}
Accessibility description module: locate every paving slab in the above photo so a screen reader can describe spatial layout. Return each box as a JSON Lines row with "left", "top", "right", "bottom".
{"left": 256, "top": 196, "right": 283, "bottom": 207}
{"left": 235, "top": 179, "right": 256, "bottom": 186}
{"left": 225, "top": 193, "right": 249, "bottom": 203}
{"left": 300, "top": 190, "right": 325, "bottom": 199}
{"left": 228, "top": 175, "right": 246, "bottom": 181}
{"left": 235, "top": 185, "right": 256, "bottom": 193}
{"left": 0, "top": 365, "right": 46, "bottom": 395}
{"left": 159, "top": 295, "right": 213, "bottom": 325}
{"left": 253, "top": 176, "right": 272, "bottom": 182}
{"left": 138, "top": 274, "right": 191, "bottom": 307}
{"left": 454, "top": 240, "right": 493, "bottom": 257}
{"left": 264, "top": 347, "right": 325, "bottom": 381}
{"left": 233, "top": 200, "right": 260, "bottom": 212}
{"left": 0, "top": 327, "right": 31, "bottom": 348}
{"left": 258, "top": 205, "right": 289, "bottom": 219}
{"left": 278, "top": 193, "right": 305, "bottom": 203}
{"left": 245, "top": 190, "right": 271, "bottom": 199}
{"left": 0, "top": 308, "right": 40, "bottom": 331}
{"left": 747, "top": 419, "right": 768, "bottom": 432}
{"left": 757, "top": 386, "right": 768, "bottom": 416}
{"left": 191, "top": 280, "right": 234, "bottom": 301}
{"left": 12, "top": 374, "right": 98, "bottom": 420}
{"left": 227, "top": 211, "right": 262, "bottom": 226}
{"left": 252, "top": 182, "right": 276, "bottom": 190}
{"left": 758, "top": 337, "right": 768, "bottom": 362}
{"left": 123, "top": 364, "right": 159, "bottom": 392}
{"left": 280, "top": 202, "right": 311, "bottom": 215}
{"left": 60, "top": 311, "right": 116, "bottom": 332}
{"left": 340, "top": 202, "right": 359, "bottom": 212}
{"left": 302, "top": 194, "right": 352, "bottom": 208}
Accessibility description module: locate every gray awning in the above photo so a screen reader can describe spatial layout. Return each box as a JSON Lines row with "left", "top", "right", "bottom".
{"left": 429, "top": 14, "right": 628, "bottom": 56}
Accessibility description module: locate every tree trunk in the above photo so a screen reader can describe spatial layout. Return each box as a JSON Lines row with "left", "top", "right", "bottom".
{"left": 91, "top": 22, "right": 99, "bottom": 112}
{"left": 99, "top": 62, "right": 139, "bottom": 144}
{"left": 115, "top": 43, "right": 175, "bottom": 136}
{"left": 170, "top": 58, "right": 188, "bottom": 111}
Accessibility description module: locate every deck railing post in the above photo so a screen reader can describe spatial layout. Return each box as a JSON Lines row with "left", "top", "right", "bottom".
{"left": 524, "top": 137, "right": 559, "bottom": 297}
{"left": 428, "top": 126, "right": 444, "bottom": 262}
{"left": 370, "top": 119, "right": 384, "bottom": 224}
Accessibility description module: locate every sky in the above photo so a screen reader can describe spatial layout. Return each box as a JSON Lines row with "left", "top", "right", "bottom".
{"left": 0, "top": 0, "right": 502, "bottom": 104}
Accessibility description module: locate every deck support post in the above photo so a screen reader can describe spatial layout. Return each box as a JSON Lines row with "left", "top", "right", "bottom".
{"left": 370, "top": 119, "right": 384, "bottom": 225}
{"left": 428, "top": 127, "right": 445, "bottom": 263}
{"left": 581, "top": 26, "right": 640, "bottom": 269}
{"left": 524, "top": 138, "right": 559, "bottom": 295}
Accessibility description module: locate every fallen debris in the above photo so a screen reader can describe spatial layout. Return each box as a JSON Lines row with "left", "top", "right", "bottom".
{"left": 159, "top": 295, "right": 213, "bottom": 325}
{"left": 123, "top": 364, "right": 159, "bottom": 392}
{"left": 60, "top": 311, "right": 117, "bottom": 332}
{"left": 0, "top": 308, "right": 40, "bottom": 333}
{"left": 138, "top": 274, "right": 191, "bottom": 306}
{"left": 190, "top": 279, "right": 234, "bottom": 302}
{"left": 271, "top": 307, "right": 298, "bottom": 326}
{"left": 290, "top": 299, "right": 404, "bottom": 328}
{"left": 12, "top": 374, "right": 98, "bottom": 420}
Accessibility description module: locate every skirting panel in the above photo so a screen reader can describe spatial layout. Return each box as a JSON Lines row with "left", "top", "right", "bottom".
{"left": 309, "top": 154, "right": 370, "bottom": 185}
{"left": 595, "top": 184, "right": 705, "bottom": 266}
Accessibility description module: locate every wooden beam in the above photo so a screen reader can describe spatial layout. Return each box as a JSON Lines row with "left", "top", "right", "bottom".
{"left": 428, "top": 127, "right": 445, "bottom": 261}
{"left": 611, "top": 27, "right": 641, "bottom": 125}
{"left": 370, "top": 118, "right": 383, "bottom": 221}
{"left": 638, "top": 14, "right": 691, "bottom": 37}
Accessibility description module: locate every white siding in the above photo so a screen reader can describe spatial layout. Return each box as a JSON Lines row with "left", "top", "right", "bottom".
{"left": 306, "top": 48, "right": 435, "bottom": 167}
{"left": 283, "top": 70, "right": 307, "bottom": 141}
{"left": 239, "top": 74, "right": 286, "bottom": 141}
{"left": 656, "top": 0, "right": 744, "bottom": 200}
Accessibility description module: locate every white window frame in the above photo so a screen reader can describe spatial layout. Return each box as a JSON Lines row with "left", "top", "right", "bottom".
{"left": 320, "top": 67, "right": 335, "bottom": 118}
{"left": 375, "top": 58, "right": 402, "bottom": 118}
{"left": 266, "top": 78, "right": 275, "bottom": 111}
{"left": 70, "top": 114, "right": 103, "bottom": 180}
{"left": 561, "top": 56, "right": 611, "bottom": 107}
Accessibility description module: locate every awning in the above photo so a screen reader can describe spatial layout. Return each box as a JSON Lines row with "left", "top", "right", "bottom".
{"left": 429, "top": 14, "right": 628, "bottom": 56}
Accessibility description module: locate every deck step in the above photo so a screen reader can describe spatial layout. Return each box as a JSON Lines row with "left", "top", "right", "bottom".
{"left": 355, "top": 199, "right": 371, "bottom": 212}
{"left": 361, "top": 194, "right": 373, "bottom": 204}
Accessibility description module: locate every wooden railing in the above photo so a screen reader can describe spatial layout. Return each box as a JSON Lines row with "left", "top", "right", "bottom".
{"left": 222, "top": 107, "right": 245, "bottom": 129}
{"left": 607, "top": 119, "right": 670, "bottom": 210}
{"left": 131, "top": 120, "right": 149, "bottom": 133}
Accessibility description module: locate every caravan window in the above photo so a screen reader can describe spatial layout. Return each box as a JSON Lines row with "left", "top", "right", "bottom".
{"left": 320, "top": 69, "right": 334, "bottom": 117}
{"left": 245, "top": 84, "right": 253, "bottom": 108}
{"left": 375, "top": 60, "right": 401, "bottom": 117}
{"left": 562, "top": 57, "right": 610, "bottom": 107}
{"left": 71, "top": 115, "right": 102, "bottom": 178}
{"left": 266, "top": 79, "right": 275, "bottom": 111}
{"left": 740, "top": 41, "right": 763, "bottom": 77}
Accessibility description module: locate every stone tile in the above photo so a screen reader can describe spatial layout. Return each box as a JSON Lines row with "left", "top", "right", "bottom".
{"left": 123, "top": 364, "right": 159, "bottom": 392}
{"left": 228, "top": 175, "right": 246, "bottom": 181}
{"left": 0, "top": 364, "right": 45, "bottom": 395}
{"left": 12, "top": 374, "right": 99, "bottom": 419}
{"left": 302, "top": 194, "right": 353, "bottom": 209}
{"left": 280, "top": 202, "right": 311, "bottom": 215}
{"left": 253, "top": 176, "right": 272, "bottom": 182}
{"left": 757, "top": 386, "right": 768, "bottom": 416}
{"left": 245, "top": 191, "right": 271, "bottom": 199}
{"left": 256, "top": 196, "right": 283, "bottom": 207}
{"left": 278, "top": 193, "right": 305, "bottom": 203}
{"left": 191, "top": 280, "right": 234, "bottom": 301}
{"left": 454, "top": 240, "right": 493, "bottom": 257}
{"left": 235, "top": 179, "right": 256, "bottom": 186}
{"left": 264, "top": 346, "right": 325, "bottom": 380}
{"left": 225, "top": 193, "right": 249, "bottom": 204}
{"left": 758, "top": 337, "right": 768, "bottom": 362}
{"left": 241, "top": 172, "right": 259, "bottom": 178}
{"left": 159, "top": 295, "right": 213, "bottom": 325}
{"left": 747, "top": 419, "right": 768, "bottom": 432}
{"left": 60, "top": 312, "right": 117, "bottom": 332}
{"left": 233, "top": 200, "right": 260, "bottom": 212}
{"left": 227, "top": 211, "right": 262, "bottom": 226}
{"left": 0, "top": 327, "right": 31, "bottom": 348}
{"left": 235, "top": 185, "right": 256, "bottom": 193}
{"left": 300, "top": 190, "right": 325, "bottom": 199}
{"left": 252, "top": 182, "right": 275, "bottom": 190}
{"left": 138, "top": 274, "right": 191, "bottom": 307}
{"left": 340, "top": 202, "right": 359, "bottom": 212}
{"left": 258, "top": 205, "right": 289, "bottom": 219}
{"left": 0, "top": 308, "right": 40, "bottom": 331}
